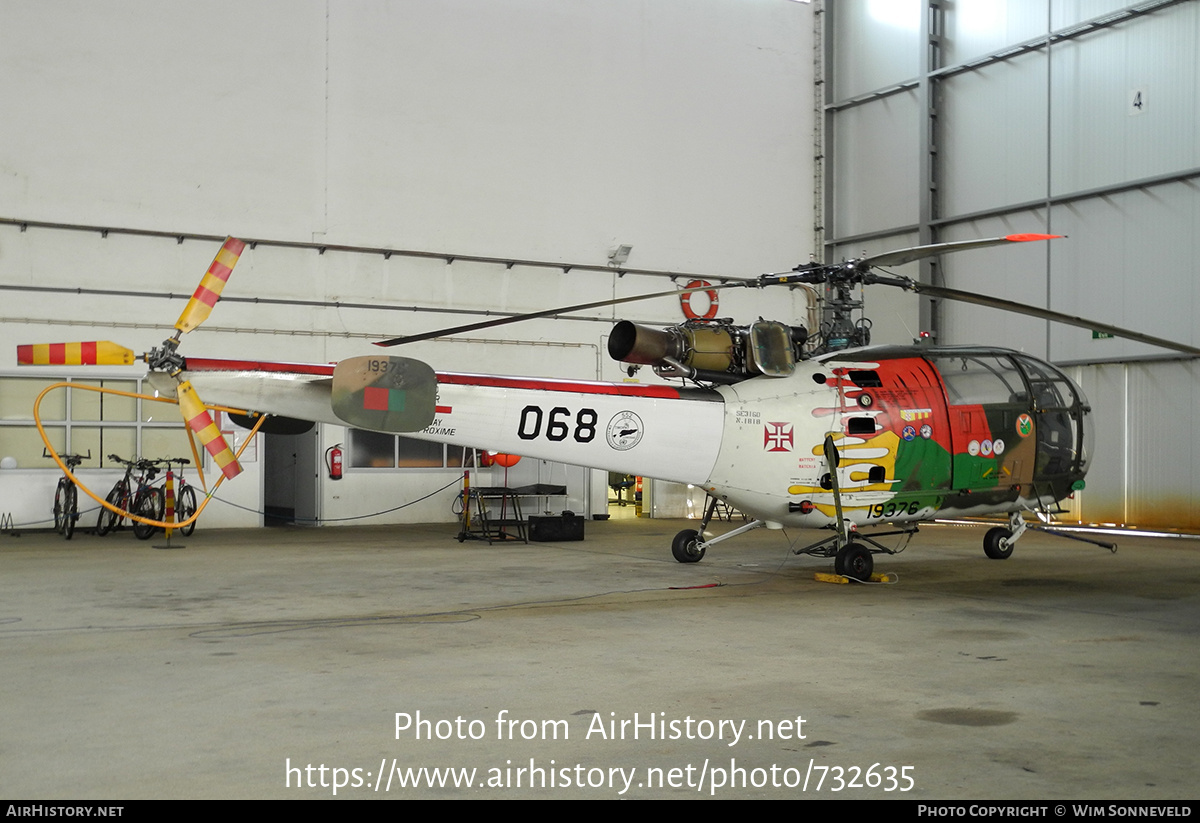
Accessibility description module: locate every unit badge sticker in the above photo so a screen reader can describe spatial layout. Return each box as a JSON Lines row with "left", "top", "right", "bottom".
{"left": 1016, "top": 413, "right": 1034, "bottom": 438}
{"left": 606, "top": 410, "right": 644, "bottom": 451}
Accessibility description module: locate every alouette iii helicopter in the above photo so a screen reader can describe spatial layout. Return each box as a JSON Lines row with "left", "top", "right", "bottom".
{"left": 19, "top": 234, "right": 1200, "bottom": 580}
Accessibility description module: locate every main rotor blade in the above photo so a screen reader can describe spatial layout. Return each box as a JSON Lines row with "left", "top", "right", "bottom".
{"left": 17, "top": 341, "right": 137, "bottom": 366}
{"left": 375, "top": 280, "right": 751, "bottom": 347}
{"left": 862, "top": 234, "right": 1062, "bottom": 268}
{"left": 911, "top": 282, "right": 1200, "bottom": 357}
{"left": 175, "top": 237, "right": 246, "bottom": 335}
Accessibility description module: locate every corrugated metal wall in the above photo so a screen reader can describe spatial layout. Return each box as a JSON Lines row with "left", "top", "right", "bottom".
{"left": 825, "top": 0, "right": 1200, "bottom": 530}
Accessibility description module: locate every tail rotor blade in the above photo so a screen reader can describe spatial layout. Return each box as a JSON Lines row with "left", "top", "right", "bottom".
{"left": 17, "top": 341, "right": 137, "bottom": 366}
{"left": 177, "top": 380, "right": 243, "bottom": 480}
{"left": 175, "top": 237, "right": 246, "bottom": 335}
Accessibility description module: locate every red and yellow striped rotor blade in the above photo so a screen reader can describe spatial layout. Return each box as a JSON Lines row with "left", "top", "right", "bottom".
{"left": 17, "top": 341, "right": 137, "bottom": 366}
{"left": 176, "top": 380, "right": 243, "bottom": 480}
{"left": 175, "top": 237, "right": 246, "bottom": 335}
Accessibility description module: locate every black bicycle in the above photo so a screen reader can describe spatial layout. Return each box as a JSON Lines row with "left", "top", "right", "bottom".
{"left": 96, "top": 456, "right": 164, "bottom": 540}
{"left": 130, "top": 460, "right": 165, "bottom": 540}
{"left": 96, "top": 455, "right": 138, "bottom": 537}
{"left": 46, "top": 449, "right": 89, "bottom": 540}
{"left": 160, "top": 458, "right": 198, "bottom": 537}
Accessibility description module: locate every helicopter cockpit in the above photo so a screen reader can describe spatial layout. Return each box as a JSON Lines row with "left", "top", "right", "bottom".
{"left": 926, "top": 348, "right": 1091, "bottom": 490}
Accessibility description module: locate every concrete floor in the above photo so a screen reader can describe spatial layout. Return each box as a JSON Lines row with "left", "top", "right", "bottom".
{"left": 1, "top": 516, "right": 1197, "bottom": 799}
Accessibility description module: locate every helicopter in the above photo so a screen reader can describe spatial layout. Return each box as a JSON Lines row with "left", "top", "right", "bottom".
{"left": 18, "top": 234, "right": 1200, "bottom": 580}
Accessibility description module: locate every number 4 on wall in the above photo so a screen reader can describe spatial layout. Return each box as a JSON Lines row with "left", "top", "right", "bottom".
{"left": 1128, "top": 86, "right": 1147, "bottom": 116}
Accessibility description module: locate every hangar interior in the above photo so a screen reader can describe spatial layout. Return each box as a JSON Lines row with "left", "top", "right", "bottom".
{"left": 2, "top": 0, "right": 1198, "bottom": 533}
{"left": 1, "top": 1, "right": 818, "bottom": 529}
{"left": 2, "top": 1, "right": 1196, "bottom": 533}
{"left": 2, "top": 0, "right": 1199, "bottom": 802}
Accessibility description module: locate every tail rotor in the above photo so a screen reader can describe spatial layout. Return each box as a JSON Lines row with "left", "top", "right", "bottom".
{"left": 18, "top": 236, "right": 248, "bottom": 478}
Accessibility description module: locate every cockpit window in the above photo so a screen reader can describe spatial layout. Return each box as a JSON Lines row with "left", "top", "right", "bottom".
{"left": 1010, "top": 353, "right": 1090, "bottom": 477}
{"left": 930, "top": 355, "right": 1026, "bottom": 406}
{"left": 1011, "top": 355, "right": 1080, "bottom": 412}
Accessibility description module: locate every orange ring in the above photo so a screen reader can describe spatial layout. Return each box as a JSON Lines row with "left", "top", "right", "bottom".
{"left": 680, "top": 279, "right": 719, "bottom": 320}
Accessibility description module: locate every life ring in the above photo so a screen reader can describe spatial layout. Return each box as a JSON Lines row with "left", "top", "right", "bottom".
{"left": 680, "top": 279, "right": 719, "bottom": 320}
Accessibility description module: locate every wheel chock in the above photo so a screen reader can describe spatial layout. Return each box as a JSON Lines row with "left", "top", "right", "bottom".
{"left": 814, "top": 572, "right": 850, "bottom": 584}
{"left": 814, "top": 572, "right": 897, "bottom": 585}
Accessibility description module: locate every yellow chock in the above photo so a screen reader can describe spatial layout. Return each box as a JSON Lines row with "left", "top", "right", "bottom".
{"left": 814, "top": 572, "right": 850, "bottom": 584}
{"left": 814, "top": 572, "right": 898, "bottom": 585}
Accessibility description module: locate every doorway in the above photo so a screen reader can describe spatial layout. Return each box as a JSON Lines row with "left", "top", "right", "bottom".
{"left": 263, "top": 430, "right": 319, "bottom": 526}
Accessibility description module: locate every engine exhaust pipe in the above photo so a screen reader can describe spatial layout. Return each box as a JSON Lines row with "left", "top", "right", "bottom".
{"left": 607, "top": 321, "right": 681, "bottom": 365}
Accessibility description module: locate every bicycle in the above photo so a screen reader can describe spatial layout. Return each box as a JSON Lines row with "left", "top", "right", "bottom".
{"left": 160, "top": 458, "right": 198, "bottom": 537}
{"left": 96, "top": 454, "right": 142, "bottom": 537}
{"left": 45, "top": 449, "right": 89, "bottom": 540}
{"left": 130, "top": 459, "right": 165, "bottom": 540}
{"left": 95, "top": 455, "right": 165, "bottom": 540}
{"left": 105, "top": 457, "right": 197, "bottom": 539}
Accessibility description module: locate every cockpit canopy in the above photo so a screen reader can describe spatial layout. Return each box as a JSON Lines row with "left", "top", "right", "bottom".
{"left": 922, "top": 348, "right": 1091, "bottom": 481}
{"left": 822, "top": 345, "right": 1092, "bottom": 487}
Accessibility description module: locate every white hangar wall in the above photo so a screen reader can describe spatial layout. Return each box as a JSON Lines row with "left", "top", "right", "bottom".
{"left": 0, "top": 1, "right": 817, "bottom": 529}
{"left": 0, "top": 0, "right": 813, "bottom": 271}
{"left": 824, "top": 0, "right": 1200, "bottom": 530}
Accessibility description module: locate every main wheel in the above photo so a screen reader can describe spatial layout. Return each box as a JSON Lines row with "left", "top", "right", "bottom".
{"left": 177, "top": 486, "right": 198, "bottom": 536}
{"left": 983, "top": 527, "right": 1014, "bottom": 560}
{"left": 96, "top": 483, "right": 126, "bottom": 536}
{"left": 834, "top": 542, "right": 874, "bottom": 581}
{"left": 671, "top": 529, "right": 706, "bottom": 563}
{"left": 62, "top": 484, "right": 77, "bottom": 540}
{"left": 132, "top": 489, "right": 164, "bottom": 540}
{"left": 53, "top": 481, "right": 67, "bottom": 534}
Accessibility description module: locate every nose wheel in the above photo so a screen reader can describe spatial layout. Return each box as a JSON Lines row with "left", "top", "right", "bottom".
{"left": 983, "top": 512, "right": 1027, "bottom": 559}
{"left": 983, "top": 527, "right": 1015, "bottom": 559}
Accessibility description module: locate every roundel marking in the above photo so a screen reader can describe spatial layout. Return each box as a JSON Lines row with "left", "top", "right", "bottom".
{"left": 606, "top": 410, "right": 644, "bottom": 451}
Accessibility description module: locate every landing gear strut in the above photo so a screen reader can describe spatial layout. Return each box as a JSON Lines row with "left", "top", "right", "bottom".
{"left": 670, "top": 495, "right": 766, "bottom": 564}
{"left": 983, "top": 511, "right": 1027, "bottom": 560}
{"left": 802, "top": 433, "right": 883, "bottom": 581}
{"left": 793, "top": 526, "right": 915, "bottom": 581}
{"left": 984, "top": 509, "right": 1119, "bottom": 555}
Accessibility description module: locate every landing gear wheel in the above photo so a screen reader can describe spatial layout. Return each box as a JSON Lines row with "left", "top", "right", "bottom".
{"left": 983, "top": 527, "right": 1014, "bottom": 560}
{"left": 177, "top": 486, "right": 198, "bottom": 537}
{"left": 671, "top": 529, "right": 706, "bottom": 563}
{"left": 834, "top": 542, "right": 873, "bottom": 581}
{"left": 62, "top": 484, "right": 77, "bottom": 540}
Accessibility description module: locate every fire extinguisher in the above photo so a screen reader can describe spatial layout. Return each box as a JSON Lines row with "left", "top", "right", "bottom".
{"left": 325, "top": 444, "right": 343, "bottom": 481}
